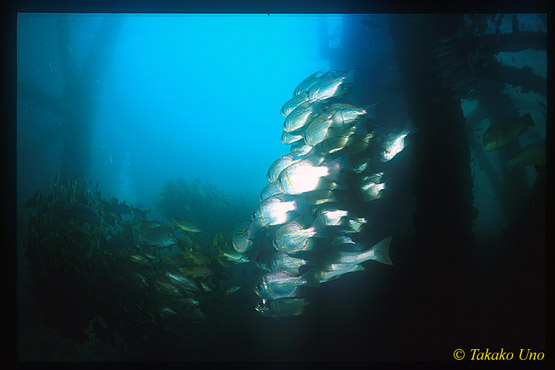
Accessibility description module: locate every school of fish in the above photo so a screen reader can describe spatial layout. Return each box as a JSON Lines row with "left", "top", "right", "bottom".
{"left": 232, "top": 70, "right": 411, "bottom": 317}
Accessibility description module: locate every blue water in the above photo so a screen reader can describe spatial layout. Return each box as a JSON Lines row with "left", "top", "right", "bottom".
{"left": 17, "top": 14, "right": 338, "bottom": 208}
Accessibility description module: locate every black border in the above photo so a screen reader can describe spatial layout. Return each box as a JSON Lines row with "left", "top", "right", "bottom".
{"left": 3, "top": 0, "right": 552, "bottom": 368}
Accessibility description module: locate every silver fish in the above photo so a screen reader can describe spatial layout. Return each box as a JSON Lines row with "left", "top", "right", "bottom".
{"left": 232, "top": 220, "right": 254, "bottom": 253}
{"left": 316, "top": 207, "right": 367, "bottom": 233}
{"left": 281, "top": 130, "right": 304, "bottom": 144}
{"left": 381, "top": 130, "right": 409, "bottom": 161}
{"left": 290, "top": 142, "right": 314, "bottom": 158}
{"left": 293, "top": 71, "right": 324, "bottom": 96}
{"left": 361, "top": 179, "right": 386, "bottom": 202}
{"left": 267, "top": 154, "right": 301, "bottom": 183}
{"left": 333, "top": 236, "right": 393, "bottom": 265}
{"left": 253, "top": 194, "right": 306, "bottom": 228}
{"left": 260, "top": 182, "right": 281, "bottom": 201}
{"left": 329, "top": 104, "right": 372, "bottom": 127}
{"left": 269, "top": 252, "right": 309, "bottom": 274}
{"left": 275, "top": 157, "right": 334, "bottom": 195}
{"left": 316, "top": 206, "right": 349, "bottom": 226}
{"left": 283, "top": 103, "right": 319, "bottom": 133}
{"left": 313, "top": 263, "right": 365, "bottom": 283}
{"left": 273, "top": 217, "right": 325, "bottom": 254}
{"left": 303, "top": 111, "right": 334, "bottom": 146}
{"left": 254, "top": 270, "right": 308, "bottom": 300}
{"left": 281, "top": 93, "right": 310, "bottom": 117}
{"left": 307, "top": 74, "right": 347, "bottom": 102}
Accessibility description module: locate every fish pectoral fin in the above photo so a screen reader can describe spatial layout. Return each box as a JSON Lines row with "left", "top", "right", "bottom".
{"left": 371, "top": 236, "right": 393, "bottom": 265}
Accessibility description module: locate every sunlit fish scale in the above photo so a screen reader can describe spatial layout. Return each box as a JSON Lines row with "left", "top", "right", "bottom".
{"left": 381, "top": 130, "right": 409, "bottom": 161}
{"left": 314, "top": 263, "right": 365, "bottom": 283}
{"left": 232, "top": 220, "right": 254, "bottom": 253}
{"left": 341, "top": 217, "right": 367, "bottom": 234}
{"left": 290, "top": 142, "right": 314, "bottom": 159}
{"left": 283, "top": 103, "right": 316, "bottom": 133}
{"left": 315, "top": 135, "right": 352, "bottom": 155}
{"left": 304, "top": 189, "right": 336, "bottom": 205}
{"left": 267, "top": 154, "right": 301, "bottom": 183}
{"left": 303, "top": 112, "right": 334, "bottom": 146}
{"left": 269, "top": 252, "right": 309, "bottom": 273}
{"left": 307, "top": 75, "right": 347, "bottom": 102}
{"left": 353, "top": 159, "right": 369, "bottom": 173}
{"left": 255, "top": 297, "right": 309, "bottom": 317}
{"left": 281, "top": 93, "right": 310, "bottom": 117}
{"left": 331, "top": 234, "right": 356, "bottom": 247}
{"left": 317, "top": 207, "right": 367, "bottom": 233}
{"left": 275, "top": 159, "right": 330, "bottom": 195}
{"left": 273, "top": 220, "right": 319, "bottom": 253}
{"left": 330, "top": 105, "right": 370, "bottom": 127}
{"left": 333, "top": 236, "right": 393, "bottom": 266}
{"left": 333, "top": 241, "right": 365, "bottom": 252}
{"left": 253, "top": 195, "right": 302, "bottom": 227}
{"left": 254, "top": 270, "right": 308, "bottom": 300}
{"left": 260, "top": 182, "right": 281, "bottom": 201}
{"left": 281, "top": 130, "right": 304, "bottom": 145}
{"left": 363, "top": 172, "right": 383, "bottom": 184}
{"left": 293, "top": 70, "right": 324, "bottom": 96}
{"left": 317, "top": 207, "right": 349, "bottom": 226}
{"left": 361, "top": 180, "right": 386, "bottom": 202}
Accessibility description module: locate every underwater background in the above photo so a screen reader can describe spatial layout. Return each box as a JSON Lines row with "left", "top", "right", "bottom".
{"left": 16, "top": 14, "right": 546, "bottom": 361}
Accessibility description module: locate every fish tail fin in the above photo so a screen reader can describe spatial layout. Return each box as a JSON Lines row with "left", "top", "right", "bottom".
{"left": 521, "top": 112, "right": 534, "bottom": 126}
{"left": 372, "top": 236, "right": 393, "bottom": 265}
